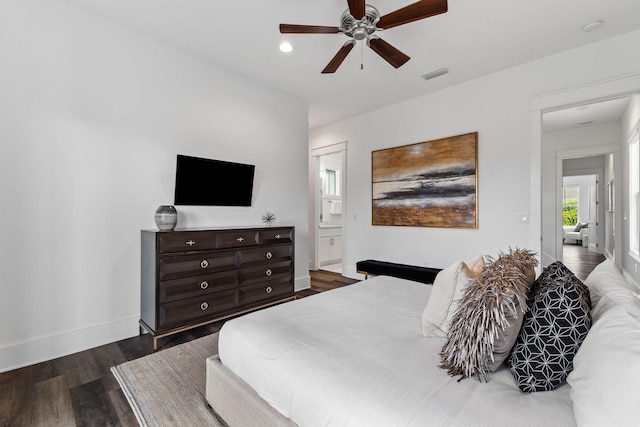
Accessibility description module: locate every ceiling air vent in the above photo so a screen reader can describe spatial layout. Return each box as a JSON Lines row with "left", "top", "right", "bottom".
{"left": 422, "top": 67, "right": 449, "bottom": 81}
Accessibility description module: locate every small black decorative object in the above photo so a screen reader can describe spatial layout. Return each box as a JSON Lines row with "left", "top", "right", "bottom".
{"left": 262, "top": 212, "right": 276, "bottom": 227}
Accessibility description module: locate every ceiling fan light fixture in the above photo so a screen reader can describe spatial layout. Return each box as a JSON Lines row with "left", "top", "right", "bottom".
{"left": 422, "top": 67, "right": 449, "bottom": 81}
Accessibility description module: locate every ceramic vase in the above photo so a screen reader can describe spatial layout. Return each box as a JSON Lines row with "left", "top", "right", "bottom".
{"left": 155, "top": 205, "right": 177, "bottom": 231}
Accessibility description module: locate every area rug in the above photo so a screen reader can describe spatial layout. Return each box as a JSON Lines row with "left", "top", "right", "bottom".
{"left": 111, "top": 333, "right": 226, "bottom": 427}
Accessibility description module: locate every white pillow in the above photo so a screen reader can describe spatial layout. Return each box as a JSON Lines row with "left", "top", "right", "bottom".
{"left": 421, "top": 256, "right": 484, "bottom": 337}
{"left": 583, "top": 259, "right": 636, "bottom": 309}
{"left": 567, "top": 293, "right": 640, "bottom": 426}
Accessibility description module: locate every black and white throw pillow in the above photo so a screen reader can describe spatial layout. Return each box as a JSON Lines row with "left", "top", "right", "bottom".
{"left": 508, "top": 261, "right": 591, "bottom": 393}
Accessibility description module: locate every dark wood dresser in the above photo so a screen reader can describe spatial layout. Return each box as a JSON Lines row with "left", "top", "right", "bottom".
{"left": 140, "top": 226, "right": 295, "bottom": 349}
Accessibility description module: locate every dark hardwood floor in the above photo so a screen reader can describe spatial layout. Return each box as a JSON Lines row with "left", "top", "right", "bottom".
{"left": 562, "top": 242, "right": 606, "bottom": 280}
{"left": 0, "top": 270, "right": 358, "bottom": 427}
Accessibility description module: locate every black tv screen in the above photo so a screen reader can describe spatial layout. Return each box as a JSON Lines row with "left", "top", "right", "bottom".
{"left": 174, "top": 155, "right": 255, "bottom": 206}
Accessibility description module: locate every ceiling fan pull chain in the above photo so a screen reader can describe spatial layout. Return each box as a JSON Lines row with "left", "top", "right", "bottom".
{"left": 360, "top": 41, "right": 364, "bottom": 70}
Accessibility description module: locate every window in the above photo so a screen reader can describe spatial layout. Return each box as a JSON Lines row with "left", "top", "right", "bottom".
{"left": 562, "top": 185, "right": 580, "bottom": 226}
{"left": 630, "top": 124, "right": 640, "bottom": 260}
{"left": 324, "top": 169, "right": 339, "bottom": 196}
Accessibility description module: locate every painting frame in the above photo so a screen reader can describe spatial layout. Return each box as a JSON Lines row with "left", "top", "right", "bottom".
{"left": 371, "top": 132, "right": 478, "bottom": 228}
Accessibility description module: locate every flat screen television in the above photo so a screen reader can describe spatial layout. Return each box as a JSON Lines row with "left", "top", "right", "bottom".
{"left": 174, "top": 154, "right": 255, "bottom": 206}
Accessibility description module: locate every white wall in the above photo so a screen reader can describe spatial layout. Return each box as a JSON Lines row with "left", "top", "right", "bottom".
{"left": 310, "top": 29, "right": 640, "bottom": 279}
{"left": 0, "top": 0, "right": 309, "bottom": 372}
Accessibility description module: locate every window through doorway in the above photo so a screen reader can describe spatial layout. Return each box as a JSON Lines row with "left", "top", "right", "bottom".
{"left": 562, "top": 184, "right": 579, "bottom": 226}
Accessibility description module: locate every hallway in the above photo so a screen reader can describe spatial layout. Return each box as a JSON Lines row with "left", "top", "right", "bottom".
{"left": 562, "top": 244, "right": 606, "bottom": 281}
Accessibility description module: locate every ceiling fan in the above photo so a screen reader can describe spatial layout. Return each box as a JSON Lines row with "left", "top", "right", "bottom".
{"left": 279, "top": 0, "right": 448, "bottom": 74}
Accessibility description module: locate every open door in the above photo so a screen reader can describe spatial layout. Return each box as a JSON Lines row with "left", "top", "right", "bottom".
{"left": 587, "top": 174, "right": 599, "bottom": 252}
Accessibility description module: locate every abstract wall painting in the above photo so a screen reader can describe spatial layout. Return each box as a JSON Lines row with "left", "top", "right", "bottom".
{"left": 372, "top": 132, "right": 478, "bottom": 228}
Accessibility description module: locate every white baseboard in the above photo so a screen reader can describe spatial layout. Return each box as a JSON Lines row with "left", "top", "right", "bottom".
{"left": 540, "top": 251, "right": 556, "bottom": 268}
{"left": 295, "top": 275, "right": 310, "bottom": 291}
{"left": 343, "top": 265, "right": 362, "bottom": 281}
{"left": 0, "top": 316, "right": 139, "bottom": 373}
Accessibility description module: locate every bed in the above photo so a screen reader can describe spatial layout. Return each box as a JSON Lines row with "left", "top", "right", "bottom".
{"left": 206, "top": 259, "right": 640, "bottom": 427}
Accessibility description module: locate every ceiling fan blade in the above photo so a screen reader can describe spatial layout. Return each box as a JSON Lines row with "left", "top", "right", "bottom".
{"left": 322, "top": 41, "right": 356, "bottom": 74}
{"left": 367, "top": 37, "right": 410, "bottom": 68}
{"left": 279, "top": 24, "right": 342, "bottom": 34}
{"left": 347, "top": 0, "right": 366, "bottom": 19}
{"left": 377, "top": 0, "right": 448, "bottom": 29}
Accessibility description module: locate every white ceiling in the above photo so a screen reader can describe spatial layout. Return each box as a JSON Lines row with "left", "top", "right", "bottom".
{"left": 60, "top": 0, "right": 640, "bottom": 129}
{"left": 543, "top": 97, "right": 631, "bottom": 133}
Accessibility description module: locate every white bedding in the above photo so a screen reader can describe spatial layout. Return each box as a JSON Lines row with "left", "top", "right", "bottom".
{"left": 218, "top": 276, "right": 575, "bottom": 427}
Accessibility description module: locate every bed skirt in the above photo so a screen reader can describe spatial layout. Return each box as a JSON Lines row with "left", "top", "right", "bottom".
{"left": 206, "top": 355, "right": 297, "bottom": 427}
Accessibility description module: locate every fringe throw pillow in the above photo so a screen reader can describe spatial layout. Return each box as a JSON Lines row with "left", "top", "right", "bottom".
{"left": 439, "top": 248, "right": 538, "bottom": 382}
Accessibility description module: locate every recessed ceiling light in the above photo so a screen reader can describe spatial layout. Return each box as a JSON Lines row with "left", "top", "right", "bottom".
{"left": 581, "top": 20, "right": 603, "bottom": 33}
{"left": 279, "top": 42, "right": 293, "bottom": 53}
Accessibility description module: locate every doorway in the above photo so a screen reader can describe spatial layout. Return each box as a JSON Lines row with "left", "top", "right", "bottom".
{"left": 531, "top": 74, "right": 640, "bottom": 275}
{"left": 561, "top": 170, "right": 601, "bottom": 254}
{"left": 560, "top": 171, "right": 606, "bottom": 277}
{"left": 311, "top": 143, "right": 347, "bottom": 275}
{"left": 538, "top": 96, "right": 628, "bottom": 269}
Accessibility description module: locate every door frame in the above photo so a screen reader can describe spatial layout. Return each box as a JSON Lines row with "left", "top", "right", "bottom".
{"left": 310, "top": 142, "right": 347, "bottom": 271}
{"left": 558, "top": 167, "right": 606, "bottom": 259}
{"left": 530, "top": 72, "right": 640, "bottom": 268}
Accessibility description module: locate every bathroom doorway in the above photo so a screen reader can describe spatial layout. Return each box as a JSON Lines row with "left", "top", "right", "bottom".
{"left": 311, "top": 143, "right": 346, "bottom": 275}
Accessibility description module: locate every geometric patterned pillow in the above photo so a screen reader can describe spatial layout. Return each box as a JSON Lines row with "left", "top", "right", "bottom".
{"left": 508, "top": 261, "right": 591, "bottom": 393}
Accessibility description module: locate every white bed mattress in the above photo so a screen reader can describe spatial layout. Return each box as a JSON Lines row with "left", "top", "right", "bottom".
{"left": 218, "top": 276, "right": 575, "bottom": 427}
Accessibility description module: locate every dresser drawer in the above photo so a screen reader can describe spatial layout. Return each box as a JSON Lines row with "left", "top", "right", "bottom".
{"left": 259, "top": 228, "right": 293, "bottom": 244}
{"left": 158, "top": 288, "right": 238, "bottom": 328}
{"left": 238, "top": 260, "right": 292, "bottom": 287}
{"left": 237, "top": 244, "right": 292, "bottom": 267}
{"left": 158, "top": 251, "right": 237, "bottom": 281}
{"left": 215, "top": 230, "right": 259, "bottom": 249}
{"left": 158, "top": 270, "right": 238, "bottom": 303}
{"left": 239, "top": 278, "right": 293, "bottom": 306}
{"left": 156, "top": 231, "right": 215, "bottom": 254}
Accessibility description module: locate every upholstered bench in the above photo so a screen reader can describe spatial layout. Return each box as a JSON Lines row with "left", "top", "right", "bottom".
{"left": 356, "top": 259, "right": 442, "bottom": 284}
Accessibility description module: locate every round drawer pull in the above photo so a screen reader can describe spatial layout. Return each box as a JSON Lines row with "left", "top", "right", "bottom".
{"left": 200, "top": 281, "right": 209, "bottom": 290}
{"left": 200, "top": 259, "right": 209, "bottom": 269}
{"left": 265, "top": 251, "right": 273, "bottom": 260}
{"left": 200, "top": 302, "right": 209, "bottom": 311}
{"left": 265, "top": 269, "right": 272, "bottom": 277}
{"left": 265, "top": 286, "right": 273, "bottom": 294}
